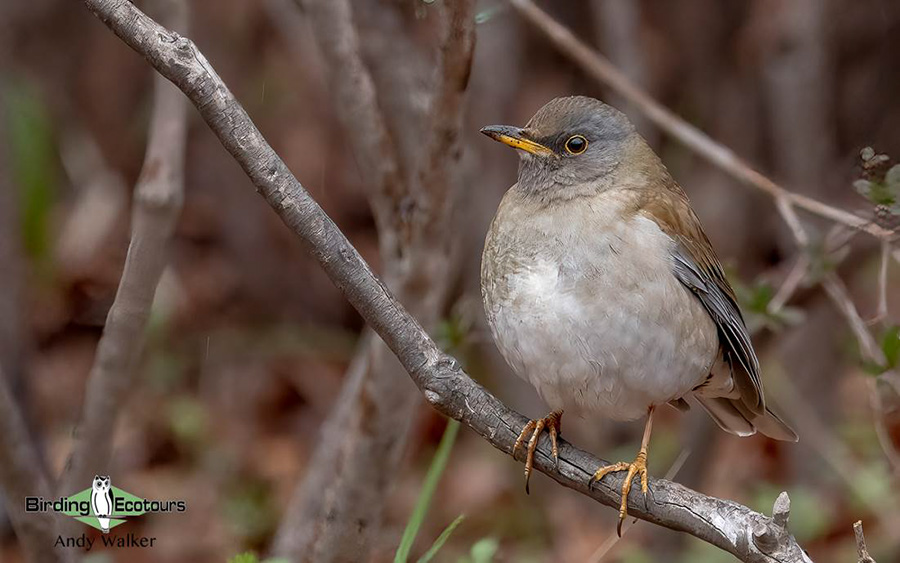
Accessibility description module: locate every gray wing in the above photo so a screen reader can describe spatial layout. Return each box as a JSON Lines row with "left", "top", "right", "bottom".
{"left": 671, "top": 241, "right": 764, "bottom": 415}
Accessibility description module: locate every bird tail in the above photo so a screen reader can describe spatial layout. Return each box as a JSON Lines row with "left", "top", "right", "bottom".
{"left": 696, "top": 396, "right": 798, "bottom": 442}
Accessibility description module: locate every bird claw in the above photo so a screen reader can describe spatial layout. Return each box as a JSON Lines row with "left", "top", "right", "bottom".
{"left": 513, "top": 411, "right": 562, "bottom": 494}
{"left": 589, "top": 449, "right": 649, "bottom": 536}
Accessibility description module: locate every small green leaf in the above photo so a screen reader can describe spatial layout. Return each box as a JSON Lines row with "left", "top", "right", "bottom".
{"left": 870, "top": 182, "right": 894, "bottom": 206}
{"left": 417, "top": 514, "right": 465, "bottom": 563}
{"left": 468, "top": 538, "right": 499, "bottom": 563}
{"left": 861, "top": 360, "right": 887, "bottom": 376}
{"left": 880, "top": 325, "right": 900, "bottom": 369}
{"left": 228, "top": 553, "right": 259, "bottom": 563}
{"left": 4, "top": 79, "right": 58, "bottom": 264}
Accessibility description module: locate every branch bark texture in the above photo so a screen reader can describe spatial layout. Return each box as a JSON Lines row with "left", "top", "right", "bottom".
{"left": 61, "top": 0, "right": 188, "bottom": 497}
{"left": 79, "top": 1, "right": 813, "bottom": 561}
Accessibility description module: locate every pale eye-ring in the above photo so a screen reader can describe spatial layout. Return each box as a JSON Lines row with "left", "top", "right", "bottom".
{"left": 564, "top": 135, "right": 588, "bottom": 155}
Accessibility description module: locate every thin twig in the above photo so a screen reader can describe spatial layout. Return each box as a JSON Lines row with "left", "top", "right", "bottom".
{"left": 823, "top": 274, "right": 884, "bottom": 364}
{"left": 78, "top": 3, "right": 813, "bottom": 560}
{"left": 506, "top": 0, "right": 893, "bottom": 242}
{"left": 776, "top": 196, "right": 811, "bottom": 248}
{"left": 60, "top": 0, "right": 188, "bottom": 497}
{"left": 769, "top": 255, "right": 811, "bottom": 314}
{"left": 868, "top": 241, "right": 890, "bottom": 324}
{"left": 868, "top": 379, "right": 900, "bottom": 476}
{"left": 822, "top": 274, "right": 900, "bottom": 472}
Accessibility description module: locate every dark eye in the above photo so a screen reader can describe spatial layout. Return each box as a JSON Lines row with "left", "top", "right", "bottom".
{"left": 564, "top": 135, "right": 588, "bottom": 155}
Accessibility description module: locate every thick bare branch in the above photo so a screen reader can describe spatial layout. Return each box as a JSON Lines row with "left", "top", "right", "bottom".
{"left": 507, "top": 0, "right": 892, "bottom": 242}
{"left": 78, "top": 2, "right": 812, "bottom": 560}
{"left": 60, "top": 0, "right": 188, "bottom": 497}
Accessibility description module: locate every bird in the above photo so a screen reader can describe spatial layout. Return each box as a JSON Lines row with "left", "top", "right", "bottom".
{"left": 479, "top": 96, "right": 797, "bottom": 534}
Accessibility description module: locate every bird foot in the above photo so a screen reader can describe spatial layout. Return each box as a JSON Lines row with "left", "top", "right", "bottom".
{"left": 589, "top": 449, "right": 649, "bottom": 536}
{"left": 513, "top": 410, "right": 562, "bottom": 494}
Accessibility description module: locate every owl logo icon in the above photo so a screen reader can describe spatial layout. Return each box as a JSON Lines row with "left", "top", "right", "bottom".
{"left": 90, "top": 475, "right": 113, "bottom": 533}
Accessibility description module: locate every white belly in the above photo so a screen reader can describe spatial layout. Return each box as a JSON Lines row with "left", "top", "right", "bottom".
{"left": 482, "top": 196, "right": 718, "bottom": 421}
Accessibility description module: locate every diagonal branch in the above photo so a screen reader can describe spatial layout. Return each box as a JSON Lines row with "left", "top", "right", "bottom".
{"left": 60, "top": 0, "right": 188, "bottom": 497}
{"left": 507, "top": 0, "right": 892, "bottom": 242}
{"left": 78, "top": 2, "right": 812, "bottom": 561}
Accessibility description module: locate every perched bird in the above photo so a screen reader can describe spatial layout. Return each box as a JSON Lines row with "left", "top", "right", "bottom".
{"left": 480, "top": 96, "right": 796, "bottom": 534}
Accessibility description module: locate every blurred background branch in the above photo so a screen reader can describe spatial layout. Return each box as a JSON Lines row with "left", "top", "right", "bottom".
{"left": 0, "top": 366, "right": 68, "bottom": 563}
{"left": 59, "top": 0, "right": 188, "bottom": 500}
{"left": 270, "top": 0, "right": 474, "bottom": 560}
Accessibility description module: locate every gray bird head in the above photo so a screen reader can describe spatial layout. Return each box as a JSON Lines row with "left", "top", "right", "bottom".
{"left": 481, "top": 96, "right": 636, "bottom": 201}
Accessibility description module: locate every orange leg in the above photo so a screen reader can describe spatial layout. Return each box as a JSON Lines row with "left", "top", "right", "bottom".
{"left": 513, "top": 410, "right": 563, "bottom": 494}
{"left": 590, "top": 406, "right": 655, "bottom": 536}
